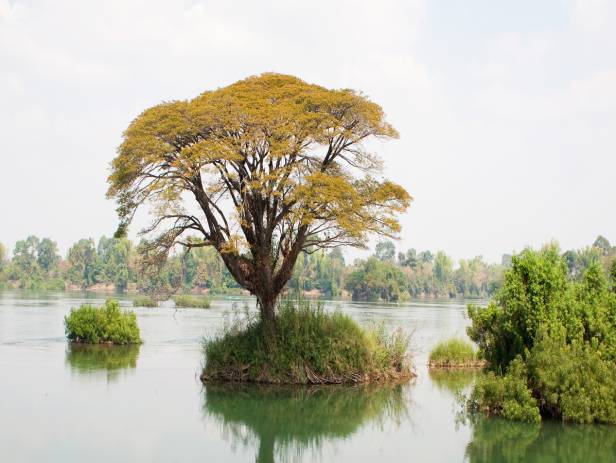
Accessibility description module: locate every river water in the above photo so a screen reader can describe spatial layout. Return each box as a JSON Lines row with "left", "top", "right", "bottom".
{"left": 1, "top": 291, "right": 614, "bottom": 462}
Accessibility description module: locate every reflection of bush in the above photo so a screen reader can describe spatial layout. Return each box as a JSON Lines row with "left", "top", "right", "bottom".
{"left": 429, "top": 369, "right": 477, "bottom": 395}
{"left": 65, "top": 343, "right": 140, "bottom": 382}
{"left": 203, "top": 383, "right": 409, "bottom": 463}
{"left": 466, "top": 417, "right": 616, "bottom": 462}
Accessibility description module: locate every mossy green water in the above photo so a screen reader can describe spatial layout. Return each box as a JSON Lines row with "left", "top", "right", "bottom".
{"left": 203, "top": 382, "right": 408, "bottom": 463}
{"left": 65, "top": 343, "right": 140, "bottom": 382}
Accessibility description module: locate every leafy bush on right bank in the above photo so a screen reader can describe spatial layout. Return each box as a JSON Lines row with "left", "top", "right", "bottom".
{"left": 466, "top": 245, "right": 616, "bottom": 424}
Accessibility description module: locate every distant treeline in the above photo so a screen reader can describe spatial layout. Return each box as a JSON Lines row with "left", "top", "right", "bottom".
{"left": 0, "top": 236, "right": 239, "bottom": 295}
{"left": 0, "top": 235, "right": 614, "bottom": 302}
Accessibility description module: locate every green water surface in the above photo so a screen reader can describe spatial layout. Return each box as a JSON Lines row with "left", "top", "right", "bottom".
{"left": 0, "top": 291, "right": 614, "bottom": 462}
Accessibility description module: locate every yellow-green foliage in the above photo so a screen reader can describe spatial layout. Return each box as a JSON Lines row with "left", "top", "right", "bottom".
{"left": 429, "top": 338, "right": 482, "bottom": 367}
{"left": 174, "top": 294, "right": 211, "bottom": 308}
{"left": 202, "top": 299, "right": 411, "bottom": 384}
{"left": 132, "top": 295, "right": 158, "bottom": 307}
{"left": 64, "top": 299, "right": 141, "bottom": 344}
{"left": 106, "top": 74, "right": 411, "bottom": 319}
{"left": 108, "top": 74, "right": 410, "bottom": 248}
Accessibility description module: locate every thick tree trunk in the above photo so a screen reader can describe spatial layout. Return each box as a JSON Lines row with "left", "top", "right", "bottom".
{"left": 256, "top": 432, "right": 274, "bottom": 463}
{"left": 257, "top": 291, "right": 278, "bottom": 341}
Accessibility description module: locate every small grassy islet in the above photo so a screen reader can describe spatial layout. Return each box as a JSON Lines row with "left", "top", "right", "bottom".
{"left": 64, "top": 299, "right": 142, "bottom": 344}
{"left": 202, "top": 299, "right": 413, "bottom": 384}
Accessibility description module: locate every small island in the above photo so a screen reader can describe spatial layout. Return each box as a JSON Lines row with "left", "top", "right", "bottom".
{"left": 173, "top": 295, "right": 211, "bottom": 309}
{"left": 202, "top": 299, "right": 412, "bottom": 384}
{"left": 64, "top": 299, "right": 142, "bottom": 344}
{"left": 428, "top": 338, "right": 485, "bottom": 368}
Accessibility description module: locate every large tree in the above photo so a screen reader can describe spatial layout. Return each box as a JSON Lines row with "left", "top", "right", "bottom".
{"left": 108, "top": 73, "right": 410, "bottom": 330}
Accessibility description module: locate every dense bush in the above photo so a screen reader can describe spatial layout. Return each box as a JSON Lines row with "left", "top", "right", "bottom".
{"left": 132, "top": 295, "right": 158, "bottom": 307}
{"left": 428, "top": 338, "right": 482, "bottom": 367}
{"left": 527, "top": 328, "right": 616, "bottom": 424}
{"left": 174, "top": 294, "right": 211, "bottom": 308}
{"left": 202, "top": 299, "right": 412, "bottom": 384}
{"left": 64, "top": 299, "right": 142, "bottom": 344}
{"left": 466, "top": 245, "right": 616, "bottom": 424}
{"left": 466, "top": 359, "right": 541, "bottom": 423}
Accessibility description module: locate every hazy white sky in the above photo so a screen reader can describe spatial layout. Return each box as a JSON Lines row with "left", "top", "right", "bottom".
{"left": 1, "top": 0, "right": 615, "bottom": 263}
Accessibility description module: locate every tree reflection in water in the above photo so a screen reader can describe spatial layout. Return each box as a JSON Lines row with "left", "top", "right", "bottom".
{"left": 202, "top": 382, "right": 410, "bottom": 463}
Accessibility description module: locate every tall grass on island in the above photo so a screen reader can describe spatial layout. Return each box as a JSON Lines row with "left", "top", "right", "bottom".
{"left": 202, "top": 299, "right": 413, "bottom": 384}
{"left": 174, "top": 294, "right": 211, "bottom": 309}
{"left": 64, "top": 299, "right": 142, "bottom": 344}
{"left": 132, "top": 295, "right": 158, "bottom": 308}
{"left": 429, "top": 338, "right": 484, "bottom": 368}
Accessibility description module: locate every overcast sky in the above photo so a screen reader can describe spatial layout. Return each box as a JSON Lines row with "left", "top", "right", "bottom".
{"left": 1, "top": 0, "right": 615, "bottom": 263}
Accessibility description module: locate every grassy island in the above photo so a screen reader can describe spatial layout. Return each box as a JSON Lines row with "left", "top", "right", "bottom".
{"left": 64, "top": 299, "right": 142, "bottom": 344}
{"left": 132, "top": 295, "right": 158, "bottom": 307}
{"left": 429, "top": 338, "right": 484, "bottom": 368}
{"left": 202, "top": 300, "right": 412, "bottom": 384}
{"left": 174, "top": 295, "right": 211, "bottom": 309}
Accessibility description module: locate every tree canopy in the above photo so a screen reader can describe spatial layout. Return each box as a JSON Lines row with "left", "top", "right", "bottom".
{"left": 107, "top": 73, "right": 411, "bottom": 324}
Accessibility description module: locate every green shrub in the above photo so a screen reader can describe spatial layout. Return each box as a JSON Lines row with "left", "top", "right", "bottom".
{"left": 174, "top": 294, "right": 211, "bottom": 308}
{"left": 64, "top": 299, "right": 142, "bottom": 344}
{"left": 202, "top": 299, "right": 412, "bottom": 384}
{"left": 466, "top": 246, "right": 616, "bottom": 424}
{"left": 527, "top": 328, "right": 616, "bottom": 424}
{"left": 132, "top": 295, "right": 158, "bottom": 307}
{"left": 429, "top": 338, "right": 483, "bottom": 367}
{"left": 467, "top": 245, "right": 570, "bottom": 372}
{"left": 466, "top": 358, "right": 541, "bottom": 423}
